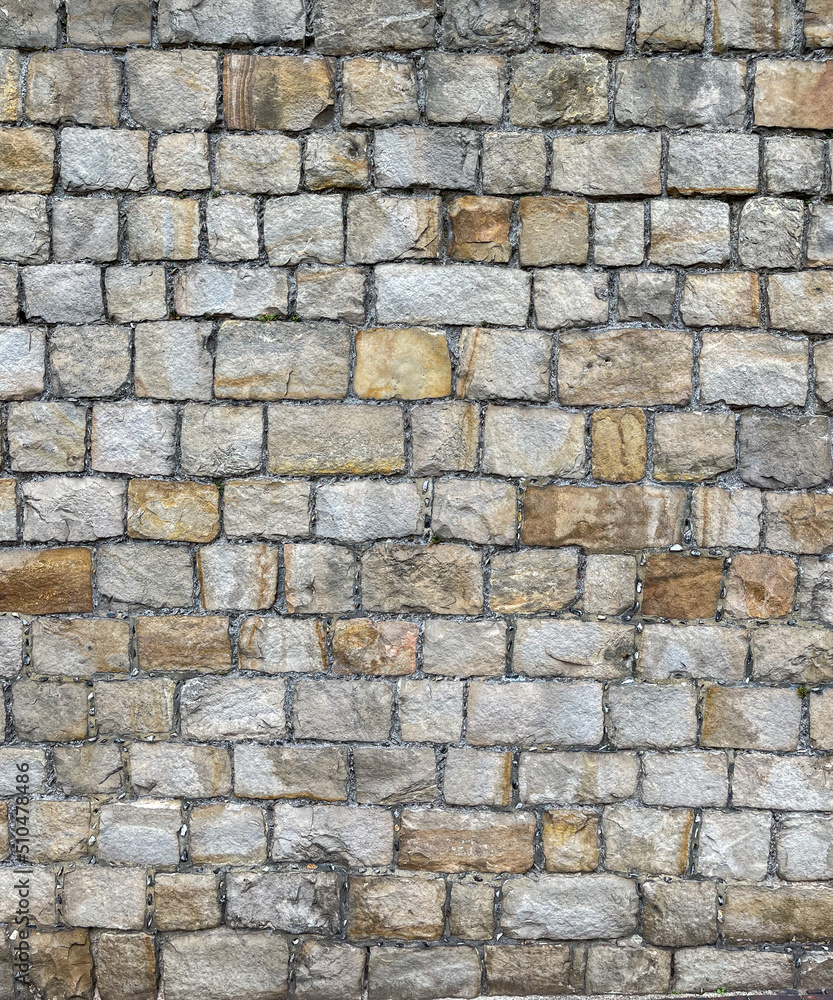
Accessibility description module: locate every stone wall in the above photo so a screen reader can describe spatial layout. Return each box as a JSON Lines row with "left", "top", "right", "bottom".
{"left": 0, "top": 0, "right": 829, "bottom": 996}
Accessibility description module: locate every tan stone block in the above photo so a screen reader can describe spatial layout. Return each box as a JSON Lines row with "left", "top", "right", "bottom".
{"left": 559, "top": 328, "right": 692, "bottom": 406}
{"left": 127, "top": 479, "right": 220, "bottom": 543}
{"left": 126, "top": 196, "right": 200, "bottom": 262}
{"left": 591, "top": 408, "right": 647, "bottom": 482}
{"left": 13, "top": 679, "right": 89, "bottom": 741}
{"left": 519, "top": 196, "right": 589, "bottom": 266}
{"left": 224, "top": 54, "right": 335, "bottom": 130}
{"left": 0, "top": 547, "right": 92, "bottom": 614}
{"left": 94, "top": 678, "right": 176, "bottom": 738}
{"left": 0, "top": 127, "right": 54, "bottom": 192}
{"left": 765, "top": 492, "right": 833, "bottom": 554}
{"left": 30, "top": 929, "right": 93, "bottom": 1000}
{"left": 681, "top": 271, "right": 760, "bottom": 328}
{"left": 0, "top": 51, "right": 21, "bottom": 122}
{"left": 348, "top": 876, "right": 445, "bottom": 940}
{"left": 32, "top": 617, "right": 130, "bottom": 676}
{"left": 398, "top": 809, "right": 535, "bottom": 873}
{"left": 94, "top": 932, "right": 156, "bottom": 1000}
{"left": 26, "top": 50, "right": 121, "bottom": 127}
{"left": 28, "top": 799, "right": 90, "bottom": 862}
{"left": 724, "top": 884, "right": 833, "bottom": 944}
{"left": 692, "top": 486, "right": 763, "bottom": 549}
{"left": 642, "top": 554, "right": 723, "bottom": 620}
{"left": 154, "top": 873, "right": 222, "bottom": 931}
{"left": 354, "top": 328, "right": 451, "bottom": 399}
{"left": 523, "top": 485, "right": 686, "bottom": 551}
{"left": 806, "top": 0, "right": 833, "bottom": 45}
{"left": 755, "top": 60, "right": 833, "bottom": 129}
{"left": 333, "top": 618, "right": 418, "bottom": 676}
{"left": 136, "top": 616, "right": 231, "bottom": 673}
{"left": 543, "top": 808, "right": 600, "bottom": 873}
{"left": 725, "top": 553, "right": 796, "bottom": 619}
{"left": 653, "top": 412, "right": 736, "bottom": 482}
{"left": 448, "top": 196, "right": 512, "bottom": 263}
{"left": 489, "top": 549, "right": 578, "bottom": 614}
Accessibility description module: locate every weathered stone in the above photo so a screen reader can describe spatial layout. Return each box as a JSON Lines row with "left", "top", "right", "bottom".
{"left": 725, "top": 553, "right": 796, "bottom": 619}
{"left": 26, "top": 50, "right": 120, "bottom": 127}
{"left": 61, "top": 128, "right": 148, "bottom": 192}
{"left": 342, "top": 57, "right": 419, "bottom": 126}
{"left": 216, "top": 134, "right": 300, "bottom": 195}
{"left": 182, "top": 404, "right": 263, "bottom": 477}
{"left": 174, "top": 265, "right": 289, "bottom": 320}
{"left": 332, "top": 619, "right": 417, "bottom": 676}
{"left": 542, "top": 808, "right": 600, "bottom": 872}
{"left": 126, "top": 196, "right": 200, "bottom": 262}
{"left": 641, "top": 878, "right": 717, "bottom": 947}
{"left": 130, "top": 743, "right": 231, "bottom": 797}
{"left": 443, "top": 0, "right": 533, "bottom": 48}
{"left": 713, "top": 0, "right": 795, "bottom": 49}
{"left": 296, "top": 266, "right": 365, "bottom": 323}
{"left": 224, "top": 480, "right": 310, "bottom": 540}
{"left": 739, "top": 195, "right": 804, "bottom": 268}
{"left": 584, "top": 554, "right": 637, "bottom": 615}
{"left": 642, "top": 750, "right": 729, "bottom": 807}
{"left": 751, "top": 625, "right": 833, "bottom": 684}
{"left": 618, "top": 271, "right": 676, "bottom": 323}
{"left": 126, "top": 480, "right": 218, "bottom": 545}
{"left": 293, "top": 679, "right": 392, "bottom": 742}
{"left": 0, "top": 548, "right": 92, "bottom": 615}
{"left": 651, "top": 199, "right": 730, "bottom": 266}
{"left": 354, "top": 327, "right": 450, "bottom": 399}
{"left": 482, "top": 131, "right": 546, "bottom": 194}
{"left": 653, "top": 412, "right": 735, "bottom": 482}
{"left": 766, "top": 136, "right": 825, "bottom": 194}
{"left": 159, "top": 0, "right": 304, "bottom": 43}
{"left": 367, "top": 947, "right": 481, "bottom": 1000}
{"left": 483, "top": 406, "right": 585, "bottom": 478}
{"left": 559, "top": 328, "right": 692, "bottom": 405}
{"left": 798, "top": 558, "right": 833, "bottom": 625}
{"left": 422, "top": 620, "right": 506, "bottom": 678}
{"left": 29, "top": 930, "right": 93, "bottom": 1000}
{"left": 675, "top": 947, "right": 794, "bottom": 993}
{"left": 66, "top": 0, "right": 150, "bottom": 44}
{"left": 739, "top": 413, "right": 831, "bottom": 489}
{"left": 106, "top": 266, "right": 166, "bottom": 323}
{"left": 97, "top": 799, "right": 180, "bottom": 864}
{"left": 49, "top": 324, "right": 128, "bottom": 397}
{"left": 587, "top": 945, "right": 671, "bottom": 995}
{"left": 190, "top": 802, "right": 266, "bottom": 864}
{"left": 806, "top": 0, "right": 833, "bottom": 46}
{"left": 444, "top": 748, "right": 512, "bottom": 806}
{"left": 551, "top": 134, "right": 660, "bottom": 196}
{"left": 512, "top": 619, "right": 632, "bottom": 680}
{"left": 769, "top": 271, "right": 833, "bottom": 334}
{"left": 642, "top": 553, "right": 723, "bottom": 619}
{"left": 227, "top": 871, "right": 340, "bottom": 934}
{"left": 271, "top": 803, "right": 393, "bottom": 866}
{"left": 375, "top": 263, "right": 530, "bottom": 327}
{"left": 135, "top": 615, "right": 230, "bottom": 674}
{"left": 63, "top": 868, "right": 147, "bottom": 930}
{"left": 701, "top": 684, "right": 800, "bottom": 751}
{"left": 534, "top": 269, "right": 609, "bottom": 329}
{"left": 523, "top": 484, "right": 686, "bottom": 551}
{"left": 519, "top": 196, "right": 588, "bottom": 266}
{"left": 312, "top": 0, "right": 434, "bottom": 53}
{"left": 412, "top": 401, "right": 479, "bottom": 475}
{"left": 206, "top": 195, "right": 258, "bottom": 261}
{"left": 681, "top": 271, "right": 760, "bottom": 327}
{"left": 399, "top": 679, "right": 464, "bottom": 743}
{"left": 295, "top": 941, "right": 365, "bottom": 1000}
{"left": 448, "top": 196, "right": 512, "bottom": 263}
{"left": 777, "top": 813, "right": 833, "bottom": 880}
{"left": 127, "top": 49, "right": 218, "bottom": 130}
{"left": 162, "top": 930, "right": 289, "bottom": 1000}
{"left": 354, "top": 746, "right": 436, "bottom": 803}
{"left": 399, "top": 808, "right": 534, "bottom": 873}
{"left": 604, "top": 804, "right": 693, "bottom": 875}
{"left": 608, "top": 681, "right": 698, "bottom": 748}
{"left": 52, "top": 197, "right": 118, "bottom": 262}
{"left": 724, "top": 884, "right": 833, "bottom": 943}
{"left": 755, "top": 59, "right": 833, "bottom": 129}
{"left": 490, "top": 548, "right": 577, "bottom": 614}
{"left": 22, "top": 477, "right": 124, "bottom": 543}
{"left": 180, "top": 676, "right": 285, "bottom": 740}
{"left": 362, "top": 543, "right": 482, "bottom": 614}
{"left": 306, "top": 132, "right": 368, "bottom": 190}
{"left": 235, "top": 744, "right": 346, "bottom": 801}
{"left": 283, "top": 543, "right": 355, "bottom": 613}
{"left": 637, "top": 0, "right": 706, "bottom": 49}
{"left": 425, "top": 53, "right": 505, "bottom": 125}
{"left": 594, "top": 201, "right": 645, "bottom": 265}
{"left": 225, "top": 54, "right": 334, "bottom": 130}
{"left": 501, "top": 874, "right": 638, "bottom": 939}
{"left": 348, "top": 876, "right": 444, "bottom": 939}
{"left": 592, "top": 408, "right": 647, "bottom": 483}
{"left": 95, "top": 932, "right": 156, "bottom": 1000}
{"left": 639, "top": 623, "right": 747, "bottom": 681}
{"left": 95, "top": 677, "right": 177, "bottom": 736}
{"left": 24, "top": 263, "right": 104, "bottom": 324}
{"left": 97, "top": 541, "right": 192, "bottom": 610}
{"left": 485, "top": 944, "right": 575, "bottom": 996}
{"left": 432, "top": 479, "right": 515, "bottom": 547}
{"left": 0, "top": 0, "right": 57, "bottom": 46}
{"left": 615, "top": 58, "right": 746, "bottom": 127}
{"left": 374, "top": 127, "right": 479, "bottom": 191}
{"left": 0, "top": 194, "right": 42, "bottom": 261}
{"left": 450, "top": 880, "right": 497, "bottom": 939}
{"left": 197, "top": 541, "right": 278, "bottom": 610}
{"left": 732, "top": 753, "right": 833, "bottom": 811}
{"left": 467, "top": 680, "right": 603, "bottom": 748}
{"left": 510, "top": 53, "right": 609, "bottom": 126}
{"left": 92, "top": 401, "right": 176, "bottom": 476}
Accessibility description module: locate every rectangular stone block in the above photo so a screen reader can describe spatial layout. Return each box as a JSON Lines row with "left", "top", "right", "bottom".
{"left": 271, "top": 803, "right": 393, "bottom": 866}
{"left": 159, "top": 0, "right": 304, "bottom": 42}
{"left": 374, "top": 127, "right": 479, "bottom": 191}
{"left": 398, "top": 809, "right": 535, "bottom": 873}
{"left": 615, "top": 58, "right": 746, "bottom": 127}
{"left": 551, "top": 134, "right": 661, "bottom": 196}
{"left": 0, "top": 547, "right": 92, "bottom": 614}
{"left": 501, "top": 874, "right": 639, "bottom": 939}
{"left": 225, "top": 54, "right": 334, "bottom": 130}
{"left": 519, "top": 751, "right": 639, "bottom": 805}
{"left": 512, "top": 620, "right": 633, "bottom": 680}
{"left": 361, "top": 542, "right": 482, "bottom": 614}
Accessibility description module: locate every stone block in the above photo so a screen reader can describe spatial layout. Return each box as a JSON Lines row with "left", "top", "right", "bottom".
{"left": 348, "top": 876, "right": 445, "bottom": 939}
{"left": 501, "top": 873, "right": 638, "bottom": 939}
{"left": 283, "top": 543, "right": 355, "bottom": 613}
{"left": 126, "top": 49, "right": 218, "bottom": 130}
{"left": 234, "top": 744, "right": 346, "bottom": 801}
{"left": 354, "top": 327, "right": 450, "bottom": 399}
{"left": 482, "top": 406, "right": 585, "bottom": 478}
{"left": 482, "top": 131, "right": 546, "bottom": 194}
{"left": 448, "top": 196, "right": 512, "bottom": 263}
{"left": 293, "top": 679, "right": 392, "bottom": 742}
{"left": 425, "top": 53, "right": 505, "bottom": 124}
{"left": 374, "top": 127, "right": 479, "bottom": 191}
{"left": 159, "top": 0, "right": 303, "bottom": 43}
{"left": 615, "top": 57, "right": 746, "bottom": 127}
{"left": 354, "top": 746, "right": 435, "bottom": 803}
{"left": 181, "top": 403, "right": 263, "bottom": 477}
{"left": 24, "top": 263, "right": 104, "bottom": 324}
{"left": 591, "top": 408, "right": 647, "bottom": 483}
{"left": 224, "top": 54, "right": 334, "bottom": 130}
{"left": 399, "top": 808, "right": 535, "bottom": 873}
{"left": 432, "top": 478, "right": 516, "bottom": 546}
{"left": 271, "top": 803, "right": 393, "bottom": 866}
{"left": 512, "top": 619, "right": 632, "bottom": 680}
{"left": 312, "top": 0, "right": 434, "bottom": 53}
{"left": 216, "top": 134, "right": 300, "bottom": 195}
{"left": 332, "top": 619, "right": 418, "bottom": 676}
{"left": 49, "top": 324, "right": 130, "bottom": 397}
{"left": 26, "top": 50, "right": 120, "bottom": 127}
{"left": 510, "top": 53, "right": 608, "bottom": 126}
{"left": 0, "top": 548, "right": 92, "bottom": 615}
{"left": 422, "top": 619, "right": 506, "bottom": 678}
{"left": 342, "top": 57, "right": 419, "bottom": 126}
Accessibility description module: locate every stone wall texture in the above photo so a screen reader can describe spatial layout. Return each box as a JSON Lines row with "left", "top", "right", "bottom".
{"left": 0, "top": 0, "right": 830, "bottom": 997}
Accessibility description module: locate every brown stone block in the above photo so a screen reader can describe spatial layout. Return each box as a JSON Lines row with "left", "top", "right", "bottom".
{"left": 522, "top": 484, "right": 686, "bottom": 551}
{"left": 30, "top": 929, "right": 94, "bottom": 1000}
{"left": 448, "top": 195, "right": 512, "bottom": 263}
{"left": 724, "top": 884, "right": 833, "bottom": 943}
{"left": 354, "top": 327, "right": 451, "bottom": 400}
{"left": 224, "top": 54, "right": 335, "bottom": 131}
{"left": 398, "top": 808, "right": 535, "bottom": 873}
{"left": 725, "top": 553, "right": 796, "bottom": 619}
{"left": 591, "top": 408, "right": 647, "bottom": 482}
{"left": 136, "top": 616, "right": 232, "bottom": 673}
{"left": 642, "top": 554, "right": 724, "bottom": 620}
{"left": 127, "top": 479, "right": 220, "bottom": 542}
{"left": 559, "top": 328, "right": 693, "bottom": 406}
{"left": 765, "top": 491, "right": 833, "bottom": 554}
{"left": 348, "top": 876, "right": 445, "bottom": 940}
{"left": 94, "top": 931, "right": 156, "bottom": 1000}
{"left": 755, "top": 59, "right": 833, "bottom": 130}
{"left": 333, "top": 618, "right": 418, "bottom": 676}
{"left": 0, "top": 547, "right": 92, "bottom": 614}
{"left": 0, "top": 126, "right": 54, "bottom": 192}
{"left": 519, "top": 195, "right": 589, "bottom": 266}
{"left": 543, "top": 808, "right": 601, "bottom": 872}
